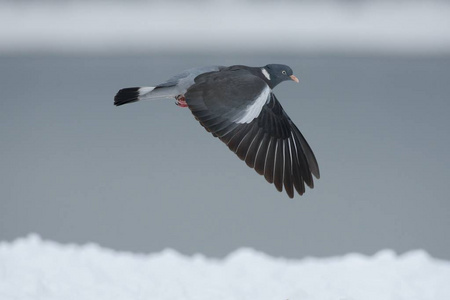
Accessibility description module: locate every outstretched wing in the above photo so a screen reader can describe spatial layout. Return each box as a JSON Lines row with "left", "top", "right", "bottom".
{"left": 185, "top": 69, "right": 319, "bottom": 198}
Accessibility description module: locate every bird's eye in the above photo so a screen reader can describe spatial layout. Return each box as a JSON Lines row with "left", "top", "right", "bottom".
{"left": 282, "top": 70, "right": 287, "bottom": 75}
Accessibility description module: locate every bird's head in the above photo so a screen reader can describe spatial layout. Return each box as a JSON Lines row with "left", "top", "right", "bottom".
{"left": 262, "top": 64, "right": 299, "bottom": 88}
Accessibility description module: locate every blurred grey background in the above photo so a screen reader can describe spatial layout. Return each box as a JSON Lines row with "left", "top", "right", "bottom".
{"left": 1, "top": 0, "right": 450, "bottom": 260}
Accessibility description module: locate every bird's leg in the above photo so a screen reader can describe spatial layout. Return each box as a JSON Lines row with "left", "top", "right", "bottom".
{"left": 175, "top": 95, "right": 188, "bottom": 107}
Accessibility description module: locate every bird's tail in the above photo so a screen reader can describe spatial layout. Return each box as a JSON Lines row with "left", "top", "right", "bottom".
{"left": 114, "top": 87, "right": 156, "bottom": 106}
{"left": 114, "top": 85, "right": 183, "bottom": 106}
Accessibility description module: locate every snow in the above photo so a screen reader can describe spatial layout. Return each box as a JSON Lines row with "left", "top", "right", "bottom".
{"left": 1, "top": 1, "right": 450, "bottom": 55}
{"left": 1, "top": 235, "right": 449, "bottom": 300}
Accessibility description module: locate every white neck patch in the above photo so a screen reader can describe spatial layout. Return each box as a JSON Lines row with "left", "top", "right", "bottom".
{"left": 261, "top": 68, "right": 271, "bottom": 80}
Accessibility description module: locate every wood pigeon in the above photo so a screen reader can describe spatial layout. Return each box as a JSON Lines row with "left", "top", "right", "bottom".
{"left": 114, "top": 64, "right": 319, "bottom": 198}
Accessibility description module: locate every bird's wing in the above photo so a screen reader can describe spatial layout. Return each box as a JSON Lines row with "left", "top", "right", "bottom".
{"left": 185, "top": 70, "right": 320, "bottom": 198}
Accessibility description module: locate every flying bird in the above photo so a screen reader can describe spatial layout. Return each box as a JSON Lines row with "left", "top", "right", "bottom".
{"left": 114, "top": 64, "right": 319, "bottom": 198}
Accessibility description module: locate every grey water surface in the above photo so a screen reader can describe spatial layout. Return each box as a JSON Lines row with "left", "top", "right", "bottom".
{"left": 1, "top": 54, "right": 449, "bottom": 259}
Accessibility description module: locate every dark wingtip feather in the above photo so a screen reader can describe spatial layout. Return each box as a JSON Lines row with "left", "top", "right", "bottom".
{"left": 290, "top": 121, "right": 320, "bottom": 179}
{"left": 283, "top": 139, "right": 294, "bottom": 198}
{"left": 273, "top": 139, "right": 284, "bottom": 192}
{"left": 244, "top": 129, "right": 264, "bottom": 169}
{"left": 264, "top": 137, "right": 277, "bottom": 184}
{"left": 114, "top": 87, "right": 140, "bottom": 106}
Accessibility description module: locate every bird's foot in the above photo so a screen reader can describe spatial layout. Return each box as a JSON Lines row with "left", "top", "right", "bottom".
{"left": 175, "top": 95, "right": 188, "bottom": 107}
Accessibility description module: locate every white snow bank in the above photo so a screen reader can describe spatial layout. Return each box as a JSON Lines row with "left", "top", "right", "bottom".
{"left": 1, "top": 1, "right": 450, "bottom": 55}
{"left": 1, "top": 235, "right": 449, "bottom": 300}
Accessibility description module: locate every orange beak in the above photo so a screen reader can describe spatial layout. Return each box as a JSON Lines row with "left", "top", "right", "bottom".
{"left": 290, "top": 75, "right": 299, "bottom": 83}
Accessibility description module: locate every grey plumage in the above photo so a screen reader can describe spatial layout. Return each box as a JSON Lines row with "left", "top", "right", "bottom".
{"left": 115, "top": 66, "right": 223, "bottom": 105}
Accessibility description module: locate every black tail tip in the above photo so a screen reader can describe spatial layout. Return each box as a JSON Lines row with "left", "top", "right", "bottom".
{"left": 114, "top": 87, "right": 140, "bottom": 106}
